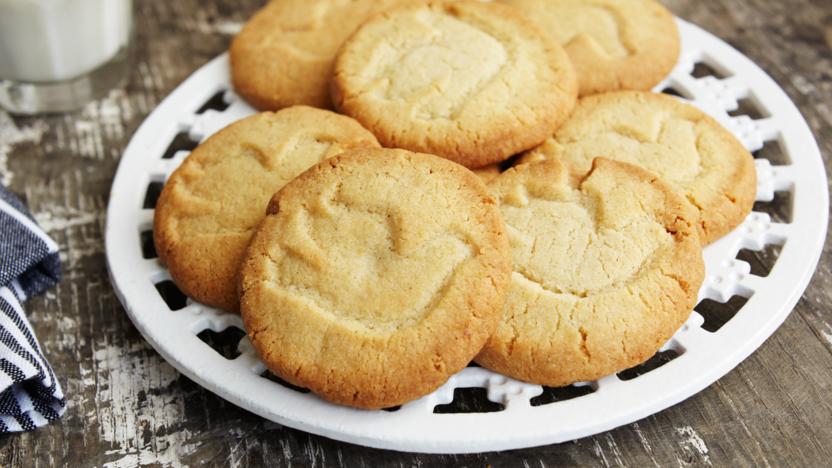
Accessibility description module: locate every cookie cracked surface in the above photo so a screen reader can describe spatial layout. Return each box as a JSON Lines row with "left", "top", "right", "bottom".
{"left": 241, "top": 148, "right": 511, "bottom": 409}
{"left": 331, "top": 0, "right": 578, "bottom": 168}
{"left": 475, "top": 157, "right": 704, "bottom": 386}
{"left": 153, "top": 107, "right": 380, "bottom": 313}
{"left": 498, "top": 0, "right": 680, "bottom": 96}
{"left": 523, "top": 91, "right": 757, "bottom": 244}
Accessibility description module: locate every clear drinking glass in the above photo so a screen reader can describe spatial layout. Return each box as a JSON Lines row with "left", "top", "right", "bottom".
{"left": 0, "top": 0, "right": 133, "bottom": 114}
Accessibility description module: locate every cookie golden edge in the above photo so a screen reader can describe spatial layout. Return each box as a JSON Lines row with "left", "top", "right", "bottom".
{"left": 693, "top": 124, "right": 757, "bottom": 245}
{"left": 153, "top": 107, "right": 380, "bottom": 314}
{"left": 474, "top": 157, "right": 705, "bottom": 386}
{"left": 330, "top": 0, "right": 579, "bottom": 169}
{"left": 240, "top": 148, "right": 512, "bottom": 409}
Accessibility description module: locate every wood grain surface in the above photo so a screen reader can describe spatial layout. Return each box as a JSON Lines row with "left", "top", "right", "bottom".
{"left": 0, "top": 0, "right": 830, "bottom": 466}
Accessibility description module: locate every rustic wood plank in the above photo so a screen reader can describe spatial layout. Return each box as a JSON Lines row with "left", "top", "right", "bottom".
{"left": 0, "top": 0, "right": 830, "bottom": 465}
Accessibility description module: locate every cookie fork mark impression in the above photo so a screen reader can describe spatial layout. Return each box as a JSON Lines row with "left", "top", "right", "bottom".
{"left": 476, "top": 158, "right": 704, "bottom": 387}
{"left": 241, "top": 148, "right": 511, "bottom": 409}
{"left": 263, "top": 200, "right": 474, "bottom": 332}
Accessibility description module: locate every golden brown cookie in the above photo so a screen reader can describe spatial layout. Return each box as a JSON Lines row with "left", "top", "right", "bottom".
{"left": 523, "top": 91, "right": 756, "bottom": 244}
{"left": 498, "top": 0, "right": 680, "bottom": 96}
{"left": 154, "top": 107, "right": 380, "bottom": 313}
{"left": 476, "top": 158, "right": 704, "bottom": 386}
{"left": 230, "top": 0, "right": 421, "bottom": 110}
{"left": 240, "top": 148, "right": 511, "bottom": 409}
{"left": 331, "top": 1, "right": 578, "bottom": 168}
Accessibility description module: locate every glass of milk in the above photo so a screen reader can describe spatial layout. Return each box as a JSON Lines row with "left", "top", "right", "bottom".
{"left": 0, "top": 0, "right": 133, "bottom": 114}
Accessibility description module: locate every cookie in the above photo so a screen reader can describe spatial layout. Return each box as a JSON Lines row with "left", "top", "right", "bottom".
{"left": 523, "top": 91, "right": 756, "bottom": 244}
{"left": 475, "top": 158, "right": 704, "bottom": 386}
{"left": 153, "top": 106, "right": 380, "bottom": 313}
{"left": 240, "top": 148, "right": 511, "bottom": 409}
{"left": 230, "top": 0, "right": 421, "bottom": 110}
{"left": 498, "top": 0, "right": 679, "bottom": 96}
{"left": 331, "top": 1, "right": 578, "bottom": 169}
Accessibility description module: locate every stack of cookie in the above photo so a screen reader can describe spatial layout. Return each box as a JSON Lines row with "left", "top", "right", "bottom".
{"left": 154, "top": 0, "right": 756, "bottom": 409}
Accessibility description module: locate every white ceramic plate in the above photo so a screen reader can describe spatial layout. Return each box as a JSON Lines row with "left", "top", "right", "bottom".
{"left": 105, "top": 19, "right": 828, "bottom": 453}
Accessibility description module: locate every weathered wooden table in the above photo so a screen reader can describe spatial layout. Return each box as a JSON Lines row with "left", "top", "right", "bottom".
{"left": 1, "top": 0, "right": 830, "bottom": 465}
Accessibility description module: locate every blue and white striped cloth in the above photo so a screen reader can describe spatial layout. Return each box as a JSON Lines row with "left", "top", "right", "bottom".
{"left": 0, "top": 186, "right": 65, "bottom": 432}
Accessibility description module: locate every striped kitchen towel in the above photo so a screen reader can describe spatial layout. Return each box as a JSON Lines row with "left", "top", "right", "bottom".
{"left": 0, "top": 185, "right": 65, "bottom": 432}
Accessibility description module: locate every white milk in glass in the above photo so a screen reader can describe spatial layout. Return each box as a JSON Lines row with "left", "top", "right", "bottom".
{"left": 0, "top": 0, "right": 133, "bottom": 113}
